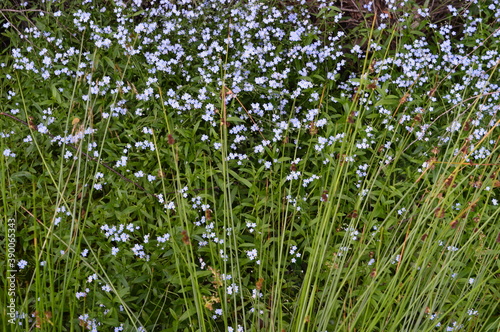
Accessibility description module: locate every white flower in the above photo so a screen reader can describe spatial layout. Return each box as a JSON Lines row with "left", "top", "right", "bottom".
{"left": 467, "top": 308, "right": 478, "bottom": 316}
{"left": 87, "top": 273, "right": 98, "bottom": 283}
{"left": 446, "top": 121, "right": 461, "bottom": 132}
{"left": 76, "top": 291, "right": 87, "bottom": 299}
{"left": 254, "top": 145, "right": 264, "bottom": 153}
{"left": 226, "top": 283, "right": 239, "bottom": 295}
{"left": 17, "top": 260, "right": 28, "bottom": 269}
{"left": 246, "top": 249, "right": 258, "bottom": 260}
{"left": 3, "top": 148, "right": 16, "bottom": 157}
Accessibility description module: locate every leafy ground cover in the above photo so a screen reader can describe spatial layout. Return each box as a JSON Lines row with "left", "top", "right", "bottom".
{"left": 0, "top": 0, "right": 499, "bottom": 331}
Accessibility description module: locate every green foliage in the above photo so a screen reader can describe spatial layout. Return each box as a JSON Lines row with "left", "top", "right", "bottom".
{"left": 1, "top": 0, "right": 499, "bottom": 331}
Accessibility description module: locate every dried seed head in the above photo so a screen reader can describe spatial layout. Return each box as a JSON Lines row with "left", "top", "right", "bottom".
{"left": 400, "top": 92, "right": 410, "bottom": 104}
{"left": 181, "top": 230, "right": 191, "bottom": 245}
{"left": 427, "top": 157, "right": 437, "bottom": 170}
{"left": 347, "top": 210, "right": 358, "bottom": 218}
{"left": 428, "top": 87, "right": 437, "bottom": 97}
{"left": 368, "top": 59, "right": 376, "bottom": 72}
{"left": 28, "top": 116, "right": 38, "bottom": 131}
{"left": 469, "top": 180, "right": 482, "bottom": 188}
{"left": 256, "top": 277, "right": 264, "bottom": 290}
{"left": 309, "top": 121, "right": 317, "bottom": 135}
{"left": 434, "top": 207, "right": 445, "bottom": 219}
{"left": 205, "top": 301, "right": 213, "bottom": 311}
{"left": 444, "top": 175, "right": 455, "bottom": 188}
{"left": 167, "top": 134, "right": 175, "bottom": 145}
{"left": 463, "top": 120, "right": 471, "bottom": 131}
{"left": 347, "top": 111, "right": 356, "bottom": 124}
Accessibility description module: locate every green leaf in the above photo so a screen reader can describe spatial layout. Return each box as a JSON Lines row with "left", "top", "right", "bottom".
{"left": 51, "top": 84, "right": 62, "bottom": 104}
{"left": 102, "top": 56, "right": 116, "bottom": 69}
{"left": 226, "top": 116, "right": 246, "bottom": 123}
{"left": 228, "top": 169, "right": 253, "bottom": 189}
{"left": 178, "top": 306, "right": 197, "bottom": 322}
{"left": 410, "top": 30, "right": 426, "bottom": 37}
{"left": 375, "top": 95, "right": 399, "bottom": 107}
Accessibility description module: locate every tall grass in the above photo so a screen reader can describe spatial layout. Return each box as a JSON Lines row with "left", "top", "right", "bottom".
{"left": 1, "top": 0, "right": 499, "bottom": 331}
